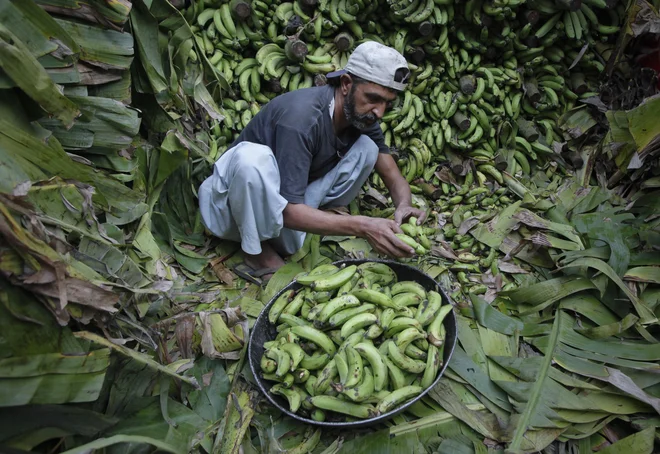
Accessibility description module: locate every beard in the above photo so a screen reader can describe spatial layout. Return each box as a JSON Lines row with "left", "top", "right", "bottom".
{"left": 343, "top": 85, "right": 377, "bottom": 130}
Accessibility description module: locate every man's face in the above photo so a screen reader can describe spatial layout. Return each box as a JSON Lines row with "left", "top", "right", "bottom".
{"left": 343, "top": 80, "right": 397, "bottom": 130}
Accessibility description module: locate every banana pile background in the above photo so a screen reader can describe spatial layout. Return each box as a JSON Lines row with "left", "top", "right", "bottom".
{"left": 260, "top": 262, "right": 452, "bottom": 421}
{"left": 185, "top": 0, "right": 622, "bottom": 185}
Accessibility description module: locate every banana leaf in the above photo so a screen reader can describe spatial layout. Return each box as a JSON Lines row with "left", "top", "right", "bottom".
{"left": 214, "top": 387, "right": 255, "bottom": 454}
{"left": 448, "top": 346, "right": 513, "bottom": 412}
{"left": 0, "top": 405, "right": 117, "bottom": 450}
{"left": 55, "top": 17, "right": 133, "bottom": 70}
{"left": 130, "top": 2, "right": 168, "bottom": 94}
{"left": 0, "top": 281, "right": 83, "bottom": 356}
{"left": 596, "top": 427, "right": 656, "bottom": 454}
{"left": 0, "top": 24, "right": 79, "bottom": 127}
{"left": 0, "top": 0, "right": 78, "bottom": 59}
{"left": 36, "top": 0, "right": 132, "bottom": 27}
{"left": 570, "top": 207, "right": 636, "bottom": 275}
{"left": 60, "top": 434, "right": 181, "bottom": 454}
{"left": 0, "top": 116, "right": 146, "bottom": 216}
{"left": 576, "top": 313, "right": 639, "bottom": 339}
{"left": 428, "top": 380, "right": 506, "bottom": 441}
{"left": 559, "top": 257, "right": 657, "bottom": 323}
{"left": 87, "top": 70, "right": 132, "bottom": 101}
{"left": 0, "top": 350, "right": 109, "bottom": 406}
{"left": 501, "top": 276, "right": 596, "bottom": 314}
{"left": 490, "top": 356, "right": 600, "bottom": 390}
{"left": 625, "top": 266, "right": 660, "bottom": 284}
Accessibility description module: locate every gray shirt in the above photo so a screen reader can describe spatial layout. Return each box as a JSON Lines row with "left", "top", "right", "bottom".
{"left": 231, "top": 85, "right": 389, "bottom": 204}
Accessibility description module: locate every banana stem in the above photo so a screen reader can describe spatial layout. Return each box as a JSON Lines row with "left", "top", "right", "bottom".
{"left": 417, "top": 21, "right": 433, "bottom": 37}
{"left": 334, "top": 32, "right": 355, "bottom": 52}
{"left": 453, "top": 111, "right": 471, "bottom": 131}
{"left": 230, "top": 0, "right": 252, "bottom": 20}
{"left": 444, "top": 149, "right": 465, "bottom": 175}
{"left": 516, "top": 118, "right": 540, "bottom": 142}
{"left": 415, "top": 180, "right": 444, "bottom": 200}
{"left": 494, "top": 153, "right": 508, "bottom": 171}
{"left": 285, "top": 39, "right": 309, "bottom": 62}
{"left": 459, "top": 75, "right": 476, "bottom": 95}
{"left": 408, "top": 46, "right": 426, "bottom": 65}
{"left": 523, "top": 78, "right": 541, "bottom": 103}
{"left": 523, "top": 9, "right": 540, "bottom": 25}
{"left": 570, "top": 72, "right": 588, "bottom": 94}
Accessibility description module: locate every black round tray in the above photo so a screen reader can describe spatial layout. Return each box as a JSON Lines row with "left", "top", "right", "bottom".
{"left": 248, "top": 259, "right": 457, "bottom": 428}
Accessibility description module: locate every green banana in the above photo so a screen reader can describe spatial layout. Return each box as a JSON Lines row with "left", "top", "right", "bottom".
{"left": 376, "top": 385, "right": 423, "bottom": 414}
{"left": 344, "top": 344, "right": 364, "bottom": 388}
{"left": 290, "top": 325, "right": 337, "bottom": 356}
{"left": 392, "top": 292, "right": 423, "bottom": 308}
{"left": 280, "top": 342, "right": 306, "bottom": 371}
{"left": 270, "top": 384, "right": 303, "bottom": 412}
{"left": 427, "top": 305, "right": 452, "bottom": 347}
{"left": 327, "top": 303, "right": 376, "bottom": 328}
{"left": 351, "top": 288, "right": 401, "bottom": 310}
{"left": 297, "top": 265, "right": 358, "bottom": 291}
{"left": 387, "top": 340, "right": 426, "bottom": 374}
{"left": 308, "top": 396, "right": 378, "bottom": 419}
{"left": 269, "top": 289, "right": 295, "bottom": 324}
{"left": 342, "top": 366, "right": 375, "bottom": 402}
{"left": 393, "top": 327, "right": 426, "bottom": 350}
{"left": 391, "top": 281, "right": 427, "bottom": 299}
{"left": 316, "top": 294, "right": 361, "bottom": 324}
{"left": 414, "top": 291, "right": 443, "bottom": 326}
{"left": 265, "top": 347, "right": 291, "bottom": 378}
{"left": 300, "top": 352, "right": 330, "bottom": 370}
{"left": 340, "top": 312, "right": 378, "bottom": 339}
{"left": 421, "top": 345, "right": 442, "bottom": 388}
{"left": 354, "top": 342, "right": 388, "bottom": 392}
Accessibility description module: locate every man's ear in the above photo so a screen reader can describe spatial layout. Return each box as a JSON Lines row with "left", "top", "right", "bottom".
{"left": 340, "top": 74, "right": 352, "bottom": 96}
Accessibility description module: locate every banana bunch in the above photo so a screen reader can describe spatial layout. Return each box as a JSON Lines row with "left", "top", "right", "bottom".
{"left": 396, "top": 138, "right": 434, "bottom": 183}
{"left": 260, "top": 262, "right": 453, "bottom": 421}
{"left": 529, "top": 0, "right": 624, "bottom": 43}
{"left": 398, "top": 217, "right": 435, "bottom": 253}
{"left": 188, "top": 0, "right": 623, "bottom": 193}
{"left": 194, "top": 4, "right": 265, "bottom": 53}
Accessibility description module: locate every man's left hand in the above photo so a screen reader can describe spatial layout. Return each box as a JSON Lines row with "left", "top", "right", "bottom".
{"left": 394, "top": 204, "right": 427, "bottom": 226}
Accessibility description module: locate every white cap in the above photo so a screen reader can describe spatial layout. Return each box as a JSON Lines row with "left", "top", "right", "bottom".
{"left": 326, "top": 41, "right": 410, "bottom": 91}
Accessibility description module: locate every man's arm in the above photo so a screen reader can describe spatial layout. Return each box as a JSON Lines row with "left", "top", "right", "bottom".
{"left": 283, "top": 203, "right": 415, "bottom": 258}
{"left": 374, "top": 153, "right": 427, "bottom": 225}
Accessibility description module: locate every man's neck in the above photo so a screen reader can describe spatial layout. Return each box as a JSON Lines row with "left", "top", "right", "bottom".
{"left": 332, "top": 87, "right": 349, "bottom": 134}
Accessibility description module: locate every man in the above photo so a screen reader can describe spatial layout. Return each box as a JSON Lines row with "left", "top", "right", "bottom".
{"left": 199, "top": 41, "right": 427, "bottom": 283}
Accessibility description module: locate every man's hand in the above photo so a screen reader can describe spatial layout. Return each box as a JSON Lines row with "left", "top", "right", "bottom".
{"left": 394, "top": 204, "right": 427, "bottom": 226}
{"left": 358, "top": 217, "right": 416, "bottom": 258}
{"left": 375, "top": 154, "right": 427, "bottom": 227}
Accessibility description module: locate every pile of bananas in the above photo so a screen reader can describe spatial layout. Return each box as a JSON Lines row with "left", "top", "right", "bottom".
{"left": 259, "top": 262, "right": 452, "bottom": 421}
{"left": 186, "top": 0, "right": 622, "bottom": 188}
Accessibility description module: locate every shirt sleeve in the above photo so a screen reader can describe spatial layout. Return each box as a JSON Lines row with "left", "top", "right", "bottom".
{"left": 362, "top": 122, "right": 390, "bottom": 154}
{"left": 275, "top": 125, "right": 313, "bottom": 204}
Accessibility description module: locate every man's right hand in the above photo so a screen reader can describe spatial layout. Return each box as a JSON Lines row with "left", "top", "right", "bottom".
{"left": 282, "top": 204, "right": 415, "bottom": 258}
{"left": 357, "top": 216, "right": 416, "bottom": 258}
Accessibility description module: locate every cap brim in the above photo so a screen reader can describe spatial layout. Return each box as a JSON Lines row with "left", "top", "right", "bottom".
{"left": 325, "top": 69, "right": 347, "bottom": 79}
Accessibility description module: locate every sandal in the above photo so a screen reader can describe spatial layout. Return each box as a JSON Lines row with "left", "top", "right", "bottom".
{"left": 232, "top": 263, "right": 280, "bottom": 286}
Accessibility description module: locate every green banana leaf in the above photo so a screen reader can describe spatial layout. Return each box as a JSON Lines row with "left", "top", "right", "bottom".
{"left": 0, "top": 24, "right": 79, "bottom": 127}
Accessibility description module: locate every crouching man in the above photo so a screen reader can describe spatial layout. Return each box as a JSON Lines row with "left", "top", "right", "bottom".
{"left": 199, "top": 41, "right": 426, "bottom": 283}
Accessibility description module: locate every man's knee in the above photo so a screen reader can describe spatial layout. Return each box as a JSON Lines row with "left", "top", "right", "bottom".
{"left": 231, "top": 143, "right": 278, "bottom": 181}
{"left": 355, "top": 135, "right": 379, "bottom": 168}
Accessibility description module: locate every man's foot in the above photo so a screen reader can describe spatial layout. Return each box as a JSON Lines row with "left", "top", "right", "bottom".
{"left": 243, "top": 242, "right": 285, "bottom": 282}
